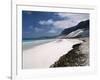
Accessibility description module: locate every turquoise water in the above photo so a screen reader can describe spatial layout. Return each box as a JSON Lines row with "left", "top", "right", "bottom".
{"left": 22, "top": 39, "right": 56, "bottom": 50}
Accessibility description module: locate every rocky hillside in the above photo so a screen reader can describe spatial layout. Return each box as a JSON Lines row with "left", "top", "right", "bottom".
{"left": 60, "top": 20, "right": 89, "bottom": 38}
{"left": 50, "top": 38, "right": 89, "bottom": 67}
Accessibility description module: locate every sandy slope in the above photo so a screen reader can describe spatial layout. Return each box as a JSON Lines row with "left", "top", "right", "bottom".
{"left": 50, "top": 38, "right": 89, "bottom": 67}
{"left": 23, "top": 39, "right": 83, "bottom": 69}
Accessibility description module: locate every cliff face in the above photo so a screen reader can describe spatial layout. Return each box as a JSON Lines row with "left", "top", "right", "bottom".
{"left": 50, "top": 38, "right": 89, "bottom": 67}
{"left": 60, "top": 20, "right": 89, "bottom": 38}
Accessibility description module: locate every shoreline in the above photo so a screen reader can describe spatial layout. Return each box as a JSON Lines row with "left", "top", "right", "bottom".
{"left": 23, "top": 39, "right": 83, "bottom": 69}
{"left": 23, "top": 39, "right": 56, "bottom": 50}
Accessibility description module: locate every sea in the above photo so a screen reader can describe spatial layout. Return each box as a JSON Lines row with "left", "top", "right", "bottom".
{"left": 22, "top": 39, "right": 56, "bottom": 50}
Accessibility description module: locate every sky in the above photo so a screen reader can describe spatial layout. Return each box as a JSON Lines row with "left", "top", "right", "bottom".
{"left": 22, "top": 11, "right": 89, "bottom": 38}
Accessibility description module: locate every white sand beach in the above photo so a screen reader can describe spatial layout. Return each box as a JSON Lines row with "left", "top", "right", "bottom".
{"left": 23, "top": 39, "right": 83, "bottom": 69}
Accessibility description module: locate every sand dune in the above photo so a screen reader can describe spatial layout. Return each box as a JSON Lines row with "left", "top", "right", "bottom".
{"left": 23, "top": 39, "right": 83, "bottom": 69}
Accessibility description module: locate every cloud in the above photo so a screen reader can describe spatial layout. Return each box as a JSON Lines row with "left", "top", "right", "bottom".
{"left": 26, "top": 11, "right": 33, "bottom": 15}
{"left": 39, "top": 19, "right": 54, "bottom": 25}
{"left": 53, "top": 13, "right": 89, "bottom": 29}
{"left": 48, "top": 29, "right": 57, "bottom": 33}
{"left": 38, "top": 13, "right": 89, "bottom": 29}
{"left": 53, "top": 19, "right": 78, "bottom": 29}
{"left": 34, "top": 27, "right": 44, "bottom": 32}
{"left": 29, "top": 25, "right": 34, "bottom": 30}
{"left": 57, "top": 13, "right": 89, "bottom": 21}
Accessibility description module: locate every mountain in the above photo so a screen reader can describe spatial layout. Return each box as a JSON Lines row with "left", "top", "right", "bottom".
{"left": 60, "top": 20, "right": 89, "bottom": 38}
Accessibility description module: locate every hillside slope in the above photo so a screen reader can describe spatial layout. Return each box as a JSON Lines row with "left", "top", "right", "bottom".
{"left": 50, "top": 38, "right": 89, "bottom": 67}
{"left": 60, "top": 20, "right": 89, "bottom": 38}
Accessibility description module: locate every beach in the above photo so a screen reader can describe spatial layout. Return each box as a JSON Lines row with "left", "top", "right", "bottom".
{"left": 23, "top": 39, "right": 83, "bottom": 69}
